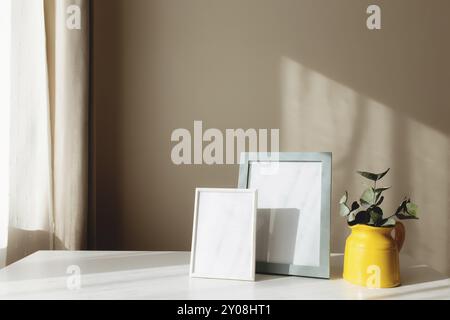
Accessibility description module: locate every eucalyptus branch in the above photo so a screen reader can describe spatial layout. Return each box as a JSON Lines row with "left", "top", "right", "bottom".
{"left": 339, "top": 169, "right": 419, "bottom": 227}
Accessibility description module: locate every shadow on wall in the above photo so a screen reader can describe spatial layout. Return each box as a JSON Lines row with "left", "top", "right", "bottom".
{"left": 280, "top": 57, "right": 449, "bottom": 276}
{"left": 91, "top": 0, "right": 126, "bottom": 250}
{"left": 4, "top": 228, "right": 67, "bottom": 266}
{"left": 0, "top": 248, "right": 5, "bottom": 268}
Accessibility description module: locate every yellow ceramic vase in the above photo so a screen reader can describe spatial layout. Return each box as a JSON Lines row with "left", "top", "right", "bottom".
{"left": 343, "top": 222, "right": 405, "bottom": 288}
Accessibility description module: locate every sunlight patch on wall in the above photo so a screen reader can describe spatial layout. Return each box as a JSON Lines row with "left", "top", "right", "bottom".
{"left": 280, "top": 56, "right": 449, "bottom": 274}
{"left": 280, "top": 56, "right": 398, "bottom": 170}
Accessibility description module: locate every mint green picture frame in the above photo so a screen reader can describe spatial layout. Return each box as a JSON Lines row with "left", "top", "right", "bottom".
{"left": 238, "top": 152, "right": 331, "bottom": 279}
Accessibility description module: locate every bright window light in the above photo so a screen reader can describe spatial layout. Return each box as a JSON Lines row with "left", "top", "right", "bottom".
{"left": 0, "top": 0, "right": 11, "bottom": 251}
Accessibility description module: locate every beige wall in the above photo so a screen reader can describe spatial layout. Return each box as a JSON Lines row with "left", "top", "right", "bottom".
{"left": 92, "top": 0, "right": 450, "bottom": 275}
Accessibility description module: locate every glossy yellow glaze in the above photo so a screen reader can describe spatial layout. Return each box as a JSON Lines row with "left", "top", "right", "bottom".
{"left": 343, "top": 222, "right": 405, "bottom": 288}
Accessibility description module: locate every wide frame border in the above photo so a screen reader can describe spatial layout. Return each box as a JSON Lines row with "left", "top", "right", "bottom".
{"left": 238, "top": 152, "right": 331, "bottom": 279}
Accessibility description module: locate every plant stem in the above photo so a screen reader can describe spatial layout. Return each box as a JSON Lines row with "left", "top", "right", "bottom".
{"left": 385, "top": 213, "right": 396, "bottom": 220}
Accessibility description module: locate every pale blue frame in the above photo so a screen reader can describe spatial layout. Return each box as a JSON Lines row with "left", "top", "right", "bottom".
{"left": 238, "top": 152, "right": 331, "bottom": 279}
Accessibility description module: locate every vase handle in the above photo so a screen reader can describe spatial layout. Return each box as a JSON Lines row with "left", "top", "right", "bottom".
{"left": 394, "top": 221, "right": 405, "bottom": 252}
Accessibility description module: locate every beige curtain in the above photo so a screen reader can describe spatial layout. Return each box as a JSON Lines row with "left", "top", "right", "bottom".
{"left": 7, "top": 0, "right": 89, "bottom": 265}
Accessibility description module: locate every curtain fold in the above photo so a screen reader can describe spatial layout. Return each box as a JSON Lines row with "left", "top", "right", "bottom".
{"left": 53, "top": 0, "right": 89, "bottom": 250}
{"left": 7, "top": 0, "right": 89, "bottom": 265}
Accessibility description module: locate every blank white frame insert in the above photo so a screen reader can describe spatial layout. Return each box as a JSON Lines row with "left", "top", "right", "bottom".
{"left": 190, "top": 188, "right": 257, "bottom": 281}
{"left": 238, "top": 152, "right": 331, "bottom": 279}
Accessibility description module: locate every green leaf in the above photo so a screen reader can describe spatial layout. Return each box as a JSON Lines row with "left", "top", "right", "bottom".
{"left": 369, "top": 206, "right": 383, "bottom": 226}
{"left": 357, "top": 168, "right": 390, "bottom": 182}
{"left": 406, "top": 202, "right": 419, "bottom": 218}
{"left": 339, "top": 192, "right": 348, "bottom": 204}
{"left": 375, "top": 187, "right": 391, "bottom": 201}
{"left": 395, "top": 199, "right": 419, "bottom": 220}
{"left": 347, "top": 211, "right": 356, "bottom": 224}
{"left": 380, "top": 217, "right": 396, "bottom": 227}
{"left": 340, "top": 203, "right": 351, "bottom": 217}
{"left": 340, "top": 193, "right": 360, "bottom": 217}
{"left": 360, "top": 188, "right": 376, "bottom": 207}
{"left": 348, "top": 211, "right": 370, "bottom": 226}
{"left": 375, "top": 187, "right": 391, "bottom": 194}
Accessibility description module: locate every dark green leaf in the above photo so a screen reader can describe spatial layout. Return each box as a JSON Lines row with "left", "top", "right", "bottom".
{"left": 397, "top": 214, "right": 418, "bottom": 220}
{"left": 357, "top": 168, "right": 390, "bottom": 182}
{"left": 351, "top": 201, "right": 360, "bottom": 212}
{"left": 395, "top": 199, "right": 408, "bottom": 215}
{"left": 395, "top": 199, "right": 419, "bottom": 220}
{"left": 356, "top": 211, "right": 371, "bottom": 225}
{"left": 348, "top": 211, "right": 370, "bottom": 226}
{"left": 376, "top": 196, "right": 385, "bottom": 206}
{"left": 375, "top": 187, "right": 391, "bottom": 194}
{"left": 369, "top": 206, "right": 384, "bottom": 226}
{"left": 375, "top": 187, "right": 391, "bottom": 202}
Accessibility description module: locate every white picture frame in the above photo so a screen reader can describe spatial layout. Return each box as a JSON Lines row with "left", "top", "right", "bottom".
{"left": 190, "top": 188, "right": 257, "bottom": 281}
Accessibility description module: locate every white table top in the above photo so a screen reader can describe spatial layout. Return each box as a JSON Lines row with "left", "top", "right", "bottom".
{"left": 0, "top": 251, "right": 448, "bottom": 300}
